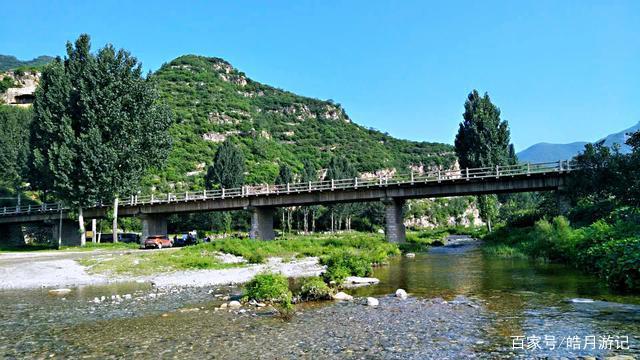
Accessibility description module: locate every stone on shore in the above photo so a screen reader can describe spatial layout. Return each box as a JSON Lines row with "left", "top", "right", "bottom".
{"left": 332, "top": 291, "right": 353, "bottom": 301}
{"left": 343, "top": 276, "right": 380, "bottom": 287}
{"left": 48, "top": 288, "right": 71, "bottom": 296}
{"left": 228, "top": 300, "right": 242, "bottom": 308}
{"left": 395, "top": 289, "right": 408, "bottom": 299}
{"left": 366, "top": 297, "right": 379, "bottom": 306}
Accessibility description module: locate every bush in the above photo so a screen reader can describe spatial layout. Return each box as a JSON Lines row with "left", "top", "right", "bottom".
{"left": 275, "top": 296, "right": 295, "bottom": 321}
{"left": 298, "top": 277, "right": 332, "bottom": 300}
{"left": 243, "top": 273, "right": 292, "bottom": 302}
{"left": 321, "top": 250, "right": 372, "bottom": 284}
{"left": 586, "top": 237, "right": 640, "bottom": 291}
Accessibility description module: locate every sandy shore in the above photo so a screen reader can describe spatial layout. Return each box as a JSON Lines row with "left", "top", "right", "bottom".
{"left": 0, "top": 250, "right": 323, "bottom": 290}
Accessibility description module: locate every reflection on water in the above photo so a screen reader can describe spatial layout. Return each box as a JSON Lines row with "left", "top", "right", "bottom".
{"left": 352, "top": 241, "right": 640, "bottom": 357}
{"left": 0, "top": 241, "right": 638, "bottom": 358}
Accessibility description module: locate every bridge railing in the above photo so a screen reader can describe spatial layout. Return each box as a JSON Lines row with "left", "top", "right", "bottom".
{"left": 0, "top": 160, "right": 576, "bottom": 217}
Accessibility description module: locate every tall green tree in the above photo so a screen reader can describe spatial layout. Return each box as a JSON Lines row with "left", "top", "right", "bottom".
{"left": 30, "top": 34, "right": 173, "bottom": 245}
{"left": 0, "top": 106, "right": 31, "bottom": 189}
{"left": 205, "top": 138, "right": 246, "bottom": 189}
{"left": 275, "top": 163, "right": 294, "bottom": 184}
{"left": 454, "top": 90, "right": 514, "bottom": 232}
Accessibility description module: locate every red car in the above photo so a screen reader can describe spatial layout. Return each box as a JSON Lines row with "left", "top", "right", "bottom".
{"left": 144, "top": 235, "right": 173, "bottom": 249}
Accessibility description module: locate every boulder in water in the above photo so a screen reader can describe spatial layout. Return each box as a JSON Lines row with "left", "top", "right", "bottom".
{"left": 366, "top": 297, "right": 379, "bottom": 306}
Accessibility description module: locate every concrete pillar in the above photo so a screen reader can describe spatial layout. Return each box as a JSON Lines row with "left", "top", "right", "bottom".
{"left": 141, "top": 214, "right": 168, "bottom": 243}
{"left": 0, "top": 224, "right": 25, "bottom": 246}
{"left": 249, "top": 207, "right": 275, "bottom": 240}
{"left": 383, "top": 198, "right": 406, "bottom": 243}
{"left": 52, "top": 220, "right": 82, "bottom": 246}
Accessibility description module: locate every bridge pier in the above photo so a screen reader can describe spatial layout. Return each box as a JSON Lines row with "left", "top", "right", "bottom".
{"left": 383, "top": 198, "right": 406, "bottom": 243}
{"left": 249, "top": 206, "right": 275, "bottom": 240}
{"left": 0, "top": 224, "right": 25, "bottom": 246}
{"left": 51, "top": 220, "right": 82, "bottom": 246}
{"left": 141, "top": 214, "right": 168, "bottom": 243}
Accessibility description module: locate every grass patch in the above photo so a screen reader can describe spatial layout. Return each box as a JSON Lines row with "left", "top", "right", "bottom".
{"left": 203, "top": 232, "right": 400, "bottom": 264}
{"left": 482, "top": 244, "right": 528, "bottom": 259}
{"left": 78, "top": 246, "right": 238, "bottom": 276}
{"left": 60, "top": 242, "right": 140, "bottom": 251}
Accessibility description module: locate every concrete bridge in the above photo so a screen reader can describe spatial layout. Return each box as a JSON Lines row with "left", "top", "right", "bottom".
{"left": 0, "top": 161, "right": 574, "bottom": 245}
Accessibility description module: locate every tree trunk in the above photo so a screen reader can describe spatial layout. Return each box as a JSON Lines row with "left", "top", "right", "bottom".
{"left": 282, "top": 211, "right": 286, "bottom": 232}
{"left": 287, "top": 209, "right": 292, "bottom": 233}
{"left": 303, "top": 209, "right": 309, "bottom": 234}
{"left": 311, "top": 209, "right": 316, "bottom": 232}
{"left": 331, "top": 211, "right": 334, "bottom": 233}
{"left": 486, "top": 218, "right": 492, "bottom": 233}
{"left": 91, "top": 219, "right": 97, "bottom": 243}
{"left": 112, "top": 197, "right": 119, "bottom": 243}
{"left": 78, "top": 207, "right": 86, "bottom": 247}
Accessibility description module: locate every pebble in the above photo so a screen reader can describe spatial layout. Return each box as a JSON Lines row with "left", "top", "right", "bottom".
{"left": 228, "top": 301, "right": 242, "bottom": 309}
{"left": 48, "top": 288, "right": 71, "bottom": 296}
{"left": 332, "top": 292, "right": 354, "bottom": 301}
{"left": 366, "top": 297, "right": 379, "bottom": 307}
{"left": 220, "top": 303, "right": 228, "bottom": 309}
{"left": 395, "top": 289, "right": 408, "bottom": 299}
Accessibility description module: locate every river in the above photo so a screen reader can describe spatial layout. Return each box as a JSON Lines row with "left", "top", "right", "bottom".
{"left": 0, "top": 239, "right": 638, "bottom": 359}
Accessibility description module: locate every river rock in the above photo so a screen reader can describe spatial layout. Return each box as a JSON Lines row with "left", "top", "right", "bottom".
{"left": 219, "top": 303, "right": 228, "bottom": 309}
{"left": 395, "top": 289, "right": 408, "bottom": 299}
{"left": 405, "top": 253, "right": 416, "bottom": 258}
{"left": 366, "top": 297, "right": 379, "bottom": 306}
{"left": 332, "top": 292, "right": 353, "bottom": 301}
{"left": 343, "top": 276, "right": 380, "bottom": 287}
{"left": 605, "top": 356, "right": 635, "bottom": 360}
{"left": 228, "top": 300, "right": 242, "bottom": 308}
{"left": 566, "top": 298, "right": 594, "bottom": 303}
{"left": 48, "top": 288, "right": 71, "bottom": 296}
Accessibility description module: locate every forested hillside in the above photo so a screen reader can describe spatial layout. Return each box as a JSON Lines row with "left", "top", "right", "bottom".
{"left": 146, "top": 55, "right": 455, "bottom": 192}
{"left": 0, "top": 55, "right": 53, "bottom": 72}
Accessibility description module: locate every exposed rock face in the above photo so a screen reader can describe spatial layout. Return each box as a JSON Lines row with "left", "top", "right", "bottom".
{"left": 404, "top": 198, "right": 484, "bottom": 229}
{"left": 1, "top": 71, "right": 40, "bottom": 107}
{"left": 202, "top": 132, "right": 227, "bottom": 143}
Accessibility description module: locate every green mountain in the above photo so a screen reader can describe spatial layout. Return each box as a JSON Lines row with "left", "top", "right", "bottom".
{"left": 146, "top": 55, "right": 455, "bottom": 192}
{"left": 0, "top": 55, "right": 54, "bottom": 72}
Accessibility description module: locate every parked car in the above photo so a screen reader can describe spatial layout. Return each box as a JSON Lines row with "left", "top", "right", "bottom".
{"left": 144, "top": 235, "right": 173, "bottom": 249}
{"left": 173, "top": 233, "right": 198, "bottom": 247}
{"left": 99, "top": 233, "right": 141, "bottom": 243}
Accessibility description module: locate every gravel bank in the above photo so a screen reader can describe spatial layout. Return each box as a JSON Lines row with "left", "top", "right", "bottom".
{"left": 0, "top": 250, "right": 323, "bottom": 290}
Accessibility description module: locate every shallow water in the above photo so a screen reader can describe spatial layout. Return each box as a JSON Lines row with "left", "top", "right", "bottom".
{"left": 1, "top": 240, "right": 638, "bottom": 359}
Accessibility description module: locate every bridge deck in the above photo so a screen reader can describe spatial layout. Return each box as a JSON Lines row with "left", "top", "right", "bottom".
{"left": 0, "top": 161, "right": 573, "bottom": 224}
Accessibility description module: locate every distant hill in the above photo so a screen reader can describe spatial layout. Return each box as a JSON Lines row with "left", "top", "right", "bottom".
{"left": 0, "top": 55, "right": 54, "bottom": 71}
{"left": 518, "top": 122, "right": 640, "bottom": 163}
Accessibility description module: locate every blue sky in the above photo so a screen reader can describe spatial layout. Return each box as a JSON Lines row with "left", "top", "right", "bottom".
{"left": 1, "top": 1, "right": 638, "bottom": 151}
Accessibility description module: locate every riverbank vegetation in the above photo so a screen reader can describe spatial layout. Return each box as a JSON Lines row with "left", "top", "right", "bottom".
{"left": 482, "top": 137, "right": 640, "bottom": 292}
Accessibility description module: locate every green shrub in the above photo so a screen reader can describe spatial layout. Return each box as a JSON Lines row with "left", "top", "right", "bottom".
{"left": 243, "top": 273, "right": 292, "bottom": 302}
{"left": 321, "top": 250, "right": 372, "bottom": 284}
{"left": 298, "top": 277, "right": 332, "bottom": 300}
{"left": 275, "top": 296, "right": 295, "bottom": 321}
{"left": 585, "top": 237, "right": 640, "bottom": 290}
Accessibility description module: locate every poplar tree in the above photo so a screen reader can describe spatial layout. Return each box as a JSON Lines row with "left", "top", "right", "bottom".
{"left": 454, "top": 90, "right": 514, "bottom": 232}
{"left": 30, "top": 34, "right": 173, "bottom": 245}
{"left": 205, "top": 138, "right": 246, "bottom": 189}
{"left": 0, "top": 106, "right": 31, "bottom": 190}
